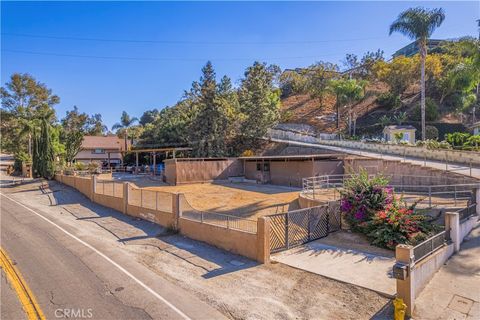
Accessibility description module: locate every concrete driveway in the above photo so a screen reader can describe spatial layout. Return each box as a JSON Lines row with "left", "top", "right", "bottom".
{"left": 271, "top": 232, "right": 396, "bottom": 297}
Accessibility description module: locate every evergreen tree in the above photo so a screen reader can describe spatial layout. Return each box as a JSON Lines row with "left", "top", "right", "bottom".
{"left": 238, "top": 62, "right": 281, "bottom": 151}
{"left": 33, "top": 117, "right": 55, "bottom": 179}
{"left": 189, "top": 62, "right": 231, "bottom": 157}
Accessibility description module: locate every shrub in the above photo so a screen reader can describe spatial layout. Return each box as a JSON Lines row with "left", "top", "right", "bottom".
{"left": 411, "top": 98, "right": 439, "bottom": 121}
{"left": 74, "top": 162, "right": 86, "bottom": 171}
{"left": 416, "top": 139, "right": 452, "bottom": 150}
{"left": 445, "top": 132, "right": 471, "bottom": 147}
{"left": 13, "top": 151, "right": 31, "bottom": 173}
{"left": 425, "top": 125, "right": 439, "bottom": 140}
{"left": 339, "top": 171, "right": 440, "bottom": 249}
{"left": 364, "top": 200, "right": 438, "bottom": 249}
{"left": 377, "top": 92, "right": 402, "bottom": 109}
{"left": 339, "top": 170, "right": 390, "bottom": 231}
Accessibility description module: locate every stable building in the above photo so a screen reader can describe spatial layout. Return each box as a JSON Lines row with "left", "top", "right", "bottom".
{"left": 164, "top": 154, "right": 346, "bottom": 187}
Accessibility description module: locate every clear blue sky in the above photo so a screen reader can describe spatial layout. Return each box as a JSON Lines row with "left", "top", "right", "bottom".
{"left": 1, "top": 1, "right": 478, "bottom": 129}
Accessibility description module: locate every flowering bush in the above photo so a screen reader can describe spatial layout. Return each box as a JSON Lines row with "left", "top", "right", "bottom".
{"left": 339, "top": 170, "right": 390, "bottom": 231}
{"left": 363, "top": 198, "right": 438, "bottom": 249}
{"left": 339, "top": 170, "right": 438, "bottom": 249}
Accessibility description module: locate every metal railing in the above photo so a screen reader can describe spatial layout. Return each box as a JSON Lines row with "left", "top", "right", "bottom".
{"left": 459, "top": 204, "right": 477, "bottom": 222}
{"left": 302, "top": 174, "right": 479, "bottom": 209}
{"left": 180, "top": 197, "right": 257, "bottom": 234}
{"left": 412, "top": 230, "right": 449, "bottom": 263}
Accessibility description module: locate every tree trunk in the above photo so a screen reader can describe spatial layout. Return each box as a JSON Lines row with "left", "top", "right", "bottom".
{"left": 336, "top": 102, "right": 340, "bottom": 129}
{"left": 420, "top": 41, "right": 427, "bottom": 141}
{"left": 348, "top": 107, "right": 352, "bottom": 136}
{"left": 124, "top": 128, "right": 128, "bottom": 151}
{"left": 28, "top": 133, "right": 32, "bottom": 157}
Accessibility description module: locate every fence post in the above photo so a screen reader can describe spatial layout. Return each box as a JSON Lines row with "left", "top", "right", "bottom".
{"left": 256, "top": 217, "right": 271, "bottom": 264}
{"left": 285, "top": 212, "right": 289, "bottom": 250}
{"left": 140, "top": 189, "right": 143, "bottom": 208}
{"left": 445, "top": 212, "right": 460, "bottom": 252}
{"left": 91, "top": 175, "right": 97, "bottom": 202}
{"left": 172, "top": 193, "right": 181, "bottom": 231}
{"left": 395, "top": 244, "right": 415, "bottom": 317}
{"left": 476, "top": 188, "right": 480, "bottom": 216}
{"left": 428, "top": 186, "right": 432, "bottom": 207}
{"left": 122, "top": 183, "right": 128, "bottom": 214}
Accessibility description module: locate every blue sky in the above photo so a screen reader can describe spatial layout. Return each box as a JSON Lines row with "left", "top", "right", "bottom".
{"left": 1, "top": 1, "right": 478, "bottom": 129}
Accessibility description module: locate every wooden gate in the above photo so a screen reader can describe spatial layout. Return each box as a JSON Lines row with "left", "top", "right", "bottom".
{"left": 268, "top": 202, "right": 341, "bottom": 253}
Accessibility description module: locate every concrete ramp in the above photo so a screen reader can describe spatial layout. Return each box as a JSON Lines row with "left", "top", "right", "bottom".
{"left": 271, "top": 240, "right": 396, "bottom": 297}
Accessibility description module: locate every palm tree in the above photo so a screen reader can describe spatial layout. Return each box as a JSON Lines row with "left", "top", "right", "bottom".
{"left": 389, "top": 7, "right": 445, "bottom": 140}
{"left": 112, "top": 111, "right": 138, "bottom": 151}
{"left": 328, "top": 79, "right": 368, "bottom": 135}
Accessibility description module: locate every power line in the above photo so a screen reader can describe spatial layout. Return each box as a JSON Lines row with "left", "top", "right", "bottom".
{"left": 1, "top": 48, "right": 349, "bottom": 62}
{"left": 1, "top": 32, "right": 388, "bottom": 45}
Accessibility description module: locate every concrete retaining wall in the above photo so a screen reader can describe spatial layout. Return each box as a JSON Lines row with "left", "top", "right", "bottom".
{"left": 178, "top": 217, "right": 260, "bottom": 261}
{"left": 319, "top": 139, "right": 480, "bottom": 166}
{"left": 94, "top": 193, "right": 125, "bottom": 213}
{"left": 412, "top": 243, "right": 455, "bottom": 297}
{"left": 127, "top": 204, "right": 175, "bottom": 228}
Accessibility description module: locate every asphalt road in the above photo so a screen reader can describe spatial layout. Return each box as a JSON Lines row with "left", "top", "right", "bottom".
{"left": 0, "top": 191, "right": 226, "bottom": 320}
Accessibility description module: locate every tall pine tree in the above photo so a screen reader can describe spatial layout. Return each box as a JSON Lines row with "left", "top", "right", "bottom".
{"left": 238, "top": 62, "right": 281, "bottom": 151}
{"left": 189, "top": 62, "right": 231, "bottom": 157}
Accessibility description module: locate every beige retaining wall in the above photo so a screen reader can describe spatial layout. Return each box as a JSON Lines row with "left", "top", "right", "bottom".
{"left": 53, "top": 174, "right": 270, "bottom": 263}
{"left": 127, "top": 204, "right": 175, "bottom": 229}
{"left": 93, "top": 193, "right": 125, "bottom": 213}
{"left": 396, "top": 206, "right": 478, "bottom": 316}
{"left": 318, "top": 139, "right": 480, "bottom": 166}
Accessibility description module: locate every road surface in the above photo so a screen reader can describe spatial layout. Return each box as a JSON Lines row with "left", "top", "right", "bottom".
{"left": 0, "top": 189, "right": 226, "bottom": 320}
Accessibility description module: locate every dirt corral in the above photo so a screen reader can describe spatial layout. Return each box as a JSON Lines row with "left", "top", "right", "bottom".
{"left": 144, "top": 182, "right": 301, "bottom": 219}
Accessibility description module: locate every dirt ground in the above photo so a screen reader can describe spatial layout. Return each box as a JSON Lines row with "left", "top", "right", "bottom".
{"left": 144, "top": 181, "right": 302, "bottom": 219}
{"left": 5, "top": 180, "right": 392, "bottom": 320}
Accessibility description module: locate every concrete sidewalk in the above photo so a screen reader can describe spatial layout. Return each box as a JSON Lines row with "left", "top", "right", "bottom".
{"left": 271, "top": 239, "right": 396, "bottom": 296}
{"left": 414, "top": 221, "right": 480, "bottom": 320}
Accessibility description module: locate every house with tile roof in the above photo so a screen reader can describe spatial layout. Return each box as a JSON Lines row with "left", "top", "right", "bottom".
{"left": 74, "top": 135, "right": 130, "bottom": 166}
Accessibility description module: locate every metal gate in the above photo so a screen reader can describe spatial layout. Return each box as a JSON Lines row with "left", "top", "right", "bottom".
{"left": 268, "top": 202, "right": 341, "bottom": 253}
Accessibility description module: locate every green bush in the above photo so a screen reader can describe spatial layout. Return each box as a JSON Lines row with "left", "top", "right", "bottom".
{"left": 74, "top": 162, "right": 86, "bottom": 171}
{"left": 13, "top": 151, "right": 31, "bottom": 173}
{"left": 445, "top": 132, "right": 471, "bottom": 147}
{"left": 416, "top": 139, "right": 452, "bottom": 150}
{"left": 411, "top": 98, "right": 439, "bottom": 122}
{"left": 377, "top": 92, "right": 402, "bottom": 109}
{"left": 339, "top": 171, "right": 439, "bottom": 249}
{"left": 425, "top": 125, "right": 439, "bottom": 140}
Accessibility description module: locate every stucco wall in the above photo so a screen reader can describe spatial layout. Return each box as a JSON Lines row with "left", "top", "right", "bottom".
{"left": 178, "top": 217, "right": 259, "bottom": 260}
{"left": 244, "top": 159, "right": 344, "bottom": 187}
{"left": 93, "top": 193, "right": 125, "bottom": 213}
{"left": 127, "top": 204, "right": 175, "bottom": 228}
{"left": 74, "top": 176, "right": 92, "bottom": 198}
{"left": 413, "top": 243, "right": 454, "bottom": 297}
{"left": 165, "top": 159, "right": 243, "bottom": 185}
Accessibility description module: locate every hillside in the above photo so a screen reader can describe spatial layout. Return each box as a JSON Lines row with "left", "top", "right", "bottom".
{"left": 278, "top": 81, "right": 466, "bottom": 139}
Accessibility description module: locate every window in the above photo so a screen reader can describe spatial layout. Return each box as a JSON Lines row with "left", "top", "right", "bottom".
{"left": 263, "top": 163, "right": 270, "bottom": 172}
{"left": 256, "top": 162, "right": 270, "bottom": 171}
{"left": 92, "top": 149, "right": 105, "bottom": 154}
